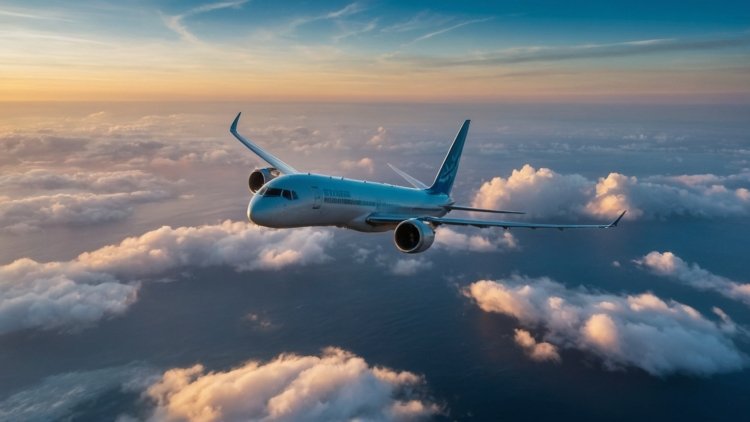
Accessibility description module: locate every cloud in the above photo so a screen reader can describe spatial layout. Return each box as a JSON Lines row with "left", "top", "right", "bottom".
{"left": 472, "top": 164, "right": 592, "bottom": 219}
{"left": 0, "top": 191, "right": 175, "bottom": 233}
{"left": 434, "top": 227, "right": 518, "bottom": 252}
{"left": 368, "top": 126, "right": 389, "bottom": 147}
{"left": 472, "top": 164, "right": 750, "bottom": 220}
{"left": 514, "top": 329, "right": 560, "bottom": 363}
{"left": 0, "top": 169, "right": 180, "bottom": 193}
{"left": 394, "top": 32, "right": 750, "bottom": 66}
{"left": 163, "top": 1, "right": 249, "bottom": 43}
{"left": 636, "top": 251, "right": 750, "bottom": 306}
{"left": 407, "top": 17, "right": 493, "bottom": 45}
{"left": 391, "top": 258, "right": 433, "bottom": 276}
{"left": 463, "top": 276, "right": 746, "bottom": 376}
{"left": 0, "top": 221, "right": 332, "bottom": 334}
{"left": 339, "top": 157, "right": 374, "bottom": 174}
{"left": 145, "top": 347, "right": 439, "bottom": 422}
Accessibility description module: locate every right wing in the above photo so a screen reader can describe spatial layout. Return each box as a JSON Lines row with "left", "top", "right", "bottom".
{"left": 230, "top": 112, "right": 299, "bottom": 174}
{"left": 368, "top": 210, "right": 626, "bottom": 230}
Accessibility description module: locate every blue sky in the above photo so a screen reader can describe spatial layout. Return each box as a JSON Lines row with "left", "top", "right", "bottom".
{"left": 1, "top": 0, "right": 748, "bottom": 101}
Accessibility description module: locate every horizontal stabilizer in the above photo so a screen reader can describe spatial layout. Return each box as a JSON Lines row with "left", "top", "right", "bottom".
{"left": 388, "top": 163, "right": 428, "bottom": 189}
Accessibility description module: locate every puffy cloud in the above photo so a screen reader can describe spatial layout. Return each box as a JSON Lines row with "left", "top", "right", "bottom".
{"left": 0, "top": 169, "right": 180, "bottom": 193}
{"left": 472, "top": 164, "right": 750, "bottom": 220}
{"left": 636, "top": 251, "right": 750, "bottom": 306}
{"left": 145, "top": 347, "right": 439, "bottom": 422}
{"left": 0, "top": 221, "right": 332, "bottom": 334}
{"left": 513, "top": 329, "right": 560, "bottom": 363}
{"left": 435, "top": 227, "right": 518, "bottom": 252}
{"left": 464, "top": 276, "right": 746, "bottom": 376}
{"left": 471, "top": 165, "right": 592, "bottom": 219}
{"left": 586, "top": 172, "right": 750, "bottom": 219}
{"left": 391, "top": 258, "right": 433, "bottom": 276}
{"left": 0, "top": 191, "right": 175, "bottom": 233}
{"left": 368, "top": 126, "right": 389, "bottom": 147}
{"left": 339, "top": 157, "right": 374, "bottom": 174}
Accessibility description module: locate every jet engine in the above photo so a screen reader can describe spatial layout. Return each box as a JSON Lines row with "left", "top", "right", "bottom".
{"left": 394, "top": 218, "right": 435, "bottom": 253}
{"left": 248, "top": 167, "right": 279, "bottom": 193}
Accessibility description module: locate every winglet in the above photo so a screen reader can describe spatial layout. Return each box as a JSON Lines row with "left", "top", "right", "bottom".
{"left": 231, "top": 112, "right": 242, "bottom": 133}
{"left": 608, "top": 210, "right": 627, "bottom": 228}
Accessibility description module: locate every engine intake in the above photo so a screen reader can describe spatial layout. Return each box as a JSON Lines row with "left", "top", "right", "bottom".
{"left": 394, "top": 219, "right": 435, "bottom": 253}
{"left": 248, "top": 167, "right": 279, "bottom": 193}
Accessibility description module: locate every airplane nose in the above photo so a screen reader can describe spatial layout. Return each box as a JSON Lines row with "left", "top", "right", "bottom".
{"left": 247, "top": 196, "right": 270, "bottom": 226}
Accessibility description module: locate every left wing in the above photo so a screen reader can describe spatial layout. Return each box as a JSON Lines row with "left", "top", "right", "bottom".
{"left": 368, "top": 210, "right": 626, "bottom": 230}
{"left": 230, "top": 112, "right": 299, "bottom": 174}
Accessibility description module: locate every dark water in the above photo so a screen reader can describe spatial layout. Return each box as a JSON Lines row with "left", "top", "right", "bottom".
{"left": 2, "top": 219, "right": 749, "bottom": 421}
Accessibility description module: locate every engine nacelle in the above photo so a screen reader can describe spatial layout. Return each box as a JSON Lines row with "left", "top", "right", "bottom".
{"left": 394, "top": 219, "right": 435, "bottom": 253}
{"left": 248, "top": 167, "right": 279, "bottom": 193}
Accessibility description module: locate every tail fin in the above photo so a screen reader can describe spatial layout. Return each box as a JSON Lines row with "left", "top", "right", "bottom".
{"left": 427, "top": 119, "right": 470, "bottom": 195}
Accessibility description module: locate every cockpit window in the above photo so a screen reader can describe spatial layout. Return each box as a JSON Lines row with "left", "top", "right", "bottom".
{"left": 259, "top": 186, "right": 298, "bottom": 200}
{"left": 265, "top": 188, "right": 282, "bottom": 197}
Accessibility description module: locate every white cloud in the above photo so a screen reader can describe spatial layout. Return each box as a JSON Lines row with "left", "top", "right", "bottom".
{"left": 163, "top": 1, "right": 249, "bottom": 44}
{"left": 434, "top": 227, "right": 517, "bottom": 252}
{"left": 368, "top": 126, "right": 389, "bottom": 147}
{"left": 463, "top": 275, "right": 746, "bottom": 376}
{"left": 472, "top": 164, "right": 750, "bottom": 221}
{"left": 0, "top": 169, "right": 180, "bottom": 193}
{"left": 635, "top": 251, "right": 750, "bottom": 306}
{"left": 472, "top": 164, "right": 592, "bottom": 219}
{"left": 391, "top": 257, "right": 433, "bottom": 276}
{"left": 145, "top": 347, "right": 439, "bottom": 422}
{"left": 514, "top": 329, "right": 560, "bottom": 363}
{"left": 0, "top": 191, "right": 175, "bottom": 233}
{"left": 339, "top": 157, "right": 374, "bottom": 174}
{"left": 0, "top": 221, "right": 332, "bottom": 334}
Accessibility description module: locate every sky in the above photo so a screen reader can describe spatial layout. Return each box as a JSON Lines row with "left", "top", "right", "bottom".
{"left": 1, "top": 2, "right": 750, "bottom": 422}
{"left": 1, "top": 0, "right": 749, "bottom": 101}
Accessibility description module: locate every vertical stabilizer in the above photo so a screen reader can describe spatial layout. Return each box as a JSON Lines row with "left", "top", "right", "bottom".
{"left": 428, "top": 120, "right": 470, "bottom": 195}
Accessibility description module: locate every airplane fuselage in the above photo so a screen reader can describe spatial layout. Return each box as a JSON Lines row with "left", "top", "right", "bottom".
{"left": 247, "top": 173, "right": 451, "bottom": 232}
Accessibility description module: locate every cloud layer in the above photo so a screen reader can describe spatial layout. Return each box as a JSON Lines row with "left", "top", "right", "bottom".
{"left": 0, "top": 221, "right": 332, "bottom": 335}
{"left": 464, "top": 275, "right": 746, "bottom": 376}
{"left": 145, "top": 347, "right": 439, "bottom": 422}
{"left": 636, "top": 251, "right": 750, "bottom": 306}
{"left": 472, "top": 164, "right": 750, "bottom": 220}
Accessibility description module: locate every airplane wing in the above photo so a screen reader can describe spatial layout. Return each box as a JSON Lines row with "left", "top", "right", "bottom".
{"left": 230, "top": 112, "right": 299, "bottom": 174}
{"left": 368, "top": 210, "right": 626, "bottom": 230}
{"left": 445, "top": 205, "right": 525, "bottom": 215}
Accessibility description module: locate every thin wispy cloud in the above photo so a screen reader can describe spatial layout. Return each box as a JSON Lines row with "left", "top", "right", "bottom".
{"left": 406, "top": 17, "right": 493, "bottom": 45}
{"left": 283, "top": 2, "right": 365, "bottom": 36}
{"left": 163, "top": 0, "right": 249, "bottom": 43}
{"left": 0, "top": 8, "right": 68, "bottom": 21}
{"left": 396, "top": 32, "right": 750, "bottom": 66}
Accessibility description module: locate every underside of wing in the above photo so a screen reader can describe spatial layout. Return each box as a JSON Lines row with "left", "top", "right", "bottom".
{"left": 367, "top": 211, "right": 626, "bottom": 230}
{"left": 230, "top": 112, "right": 299, "bottom": 174}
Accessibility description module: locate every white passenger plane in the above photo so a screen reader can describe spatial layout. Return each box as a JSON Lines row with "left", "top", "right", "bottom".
{"left": 231, "top": 113, "right": 625, "bottom": 253}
